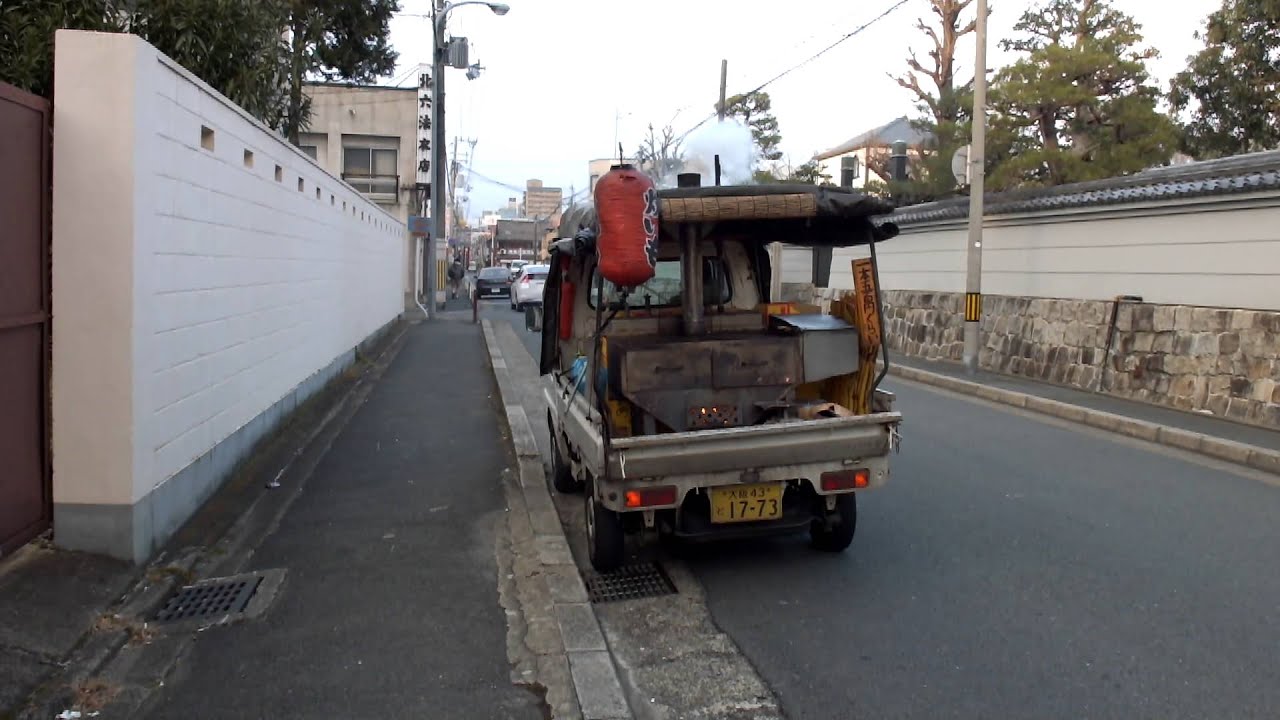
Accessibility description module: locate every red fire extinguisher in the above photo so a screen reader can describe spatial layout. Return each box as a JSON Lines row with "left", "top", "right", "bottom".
{"left": 594, "top": 165, "right": 658, "bottom": 288}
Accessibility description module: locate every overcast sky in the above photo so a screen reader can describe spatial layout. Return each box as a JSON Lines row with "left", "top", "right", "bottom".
{"left": 385, "top": 0, "right": 1221, "bottom": 220}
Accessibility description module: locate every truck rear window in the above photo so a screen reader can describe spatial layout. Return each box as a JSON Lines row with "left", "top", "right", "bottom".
{"left": 590, "top": 258, "right": 731, "bottom": 309}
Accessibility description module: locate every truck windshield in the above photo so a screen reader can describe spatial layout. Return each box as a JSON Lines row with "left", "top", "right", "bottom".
{"left": 590, "top": 258, "right": 731, "bottom": 308}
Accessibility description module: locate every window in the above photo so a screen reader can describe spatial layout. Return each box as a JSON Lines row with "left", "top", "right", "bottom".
{"left": 300, "top": 145, "right": 318, "bottom": 160}
{"left": 590, "top": 257, "right": 732, "bottom": 309}
{"left": 342, "top": 139, "right": 398, "bottom": 198}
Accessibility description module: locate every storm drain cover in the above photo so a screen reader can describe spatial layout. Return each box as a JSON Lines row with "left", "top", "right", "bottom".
{"left": 583, "top": 562, "right": 677, "bottom": 604}
{"left": 154, "top": 574, "right": 264, "bottom": 623}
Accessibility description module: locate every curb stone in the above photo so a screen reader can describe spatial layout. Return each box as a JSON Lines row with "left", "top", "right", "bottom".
{"left": 482, "top": 320, "right": 634, "bottom": 720}
{"left": 889, "top": 364, "right": 1280, "bottom": 476}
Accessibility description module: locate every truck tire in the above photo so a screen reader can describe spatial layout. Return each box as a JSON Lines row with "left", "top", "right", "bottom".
{"left": 586, "top": 478, "right": 625, "bottom": 572}
{"left": 548, "top": 421, "right": 582, "bottom": 494}
{"left": 810, "top": 492, "right": 856, "bottom": 552}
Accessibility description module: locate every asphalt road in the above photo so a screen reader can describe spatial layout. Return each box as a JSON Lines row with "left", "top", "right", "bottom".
{"left": 487, "top": 301, "right": 1280, "bottom": 720}
{"left": 685, "top": 382, "right": 1280, "bottom": 720}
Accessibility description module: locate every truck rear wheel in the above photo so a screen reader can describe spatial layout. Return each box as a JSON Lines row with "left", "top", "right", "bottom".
{"left": 548, "top": 421, "right": 582, "bottom": 494}
{"left": 810, "top": 492, "right": 856, "bottom": 552}
{"left": 586, "top": 478, "right": 625, "bottom": 572}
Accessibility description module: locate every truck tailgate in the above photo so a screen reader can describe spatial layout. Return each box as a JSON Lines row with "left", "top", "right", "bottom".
{"left": 607, "top": 412, "right": 900, "bottom": 479}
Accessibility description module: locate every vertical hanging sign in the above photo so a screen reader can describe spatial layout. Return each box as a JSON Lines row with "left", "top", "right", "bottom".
{"left": 416, "top": 63, "right": 432, "bottom": 204}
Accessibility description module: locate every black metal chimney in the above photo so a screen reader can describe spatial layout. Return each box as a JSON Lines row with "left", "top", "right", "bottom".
{"left": 677, "top": 172, "right": 701, "bottom": 188}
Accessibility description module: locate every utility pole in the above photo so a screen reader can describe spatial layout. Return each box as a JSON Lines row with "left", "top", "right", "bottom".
{"left": 963, "top": 0, "right": 988, "bottom": 374}
{"left": 449, "top": 136, "right": 462, "bottom": 256}
{"left": 717, "top": 59, "right": 728, "bottom": 120}
{"left": 428, "top": 0, "right": 448, "bottom": 318}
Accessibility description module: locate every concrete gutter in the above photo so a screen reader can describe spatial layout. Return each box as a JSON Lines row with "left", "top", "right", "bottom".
{"left": 482, "top": 320, "right": 633, "bottom": 720}
{"left": 889, "top": 364, "right": 1280, "bottom": 476}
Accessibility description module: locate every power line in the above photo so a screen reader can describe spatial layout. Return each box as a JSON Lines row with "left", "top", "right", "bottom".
{"left": 673, "top": 0, "right": 912, "bottom": 145}
{"left": 387, "top": 64, "right": 419, "bottom": 88}
{"left": 468, "top": 169, "right": 526, "bottom": 194}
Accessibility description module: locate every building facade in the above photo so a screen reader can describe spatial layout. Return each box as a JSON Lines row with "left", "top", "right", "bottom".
{"left": 304, "top": 82, "right": 445, "bottom": 307}
{"left": 524, "top": 179, "right": 562, "bottom": 259}
{"left": 524, "top": 179, "right": 562, "bottom": 220}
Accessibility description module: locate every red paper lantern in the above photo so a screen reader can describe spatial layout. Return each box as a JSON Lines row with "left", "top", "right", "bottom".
{"left": 594, "top": 165, "right": 658, "bottom": 288}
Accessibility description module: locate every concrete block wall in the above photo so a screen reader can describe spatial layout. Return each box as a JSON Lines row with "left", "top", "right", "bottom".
{"left": 796, "top": 287, "right": 1280, "bottom": 429}
{"left": 51, "top": 31, "right": 406, "bottom": 562}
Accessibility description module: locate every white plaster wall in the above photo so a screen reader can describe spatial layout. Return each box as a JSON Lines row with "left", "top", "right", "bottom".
{"left": 786, "top": 194, "right": 1280, "bottom": 312}
{"left": 53, "top": 32, "right": 405, "bottom": 506}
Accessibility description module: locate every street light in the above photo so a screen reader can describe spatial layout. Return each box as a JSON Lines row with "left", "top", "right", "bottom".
{"left": 426, "top": 0, "right": 508, "bottom": 318}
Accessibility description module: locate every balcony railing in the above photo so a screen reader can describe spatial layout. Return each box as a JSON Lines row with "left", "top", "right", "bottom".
{"left": 341, "top": 173, "right": 399, "bottom": 202}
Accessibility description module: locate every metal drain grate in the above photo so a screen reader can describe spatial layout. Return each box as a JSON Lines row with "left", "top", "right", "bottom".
{"left": 583, "top": 562, "right": 677, "bottom": 603}
{"left": 154, "top": 575, "right": 263, "bottom": 623}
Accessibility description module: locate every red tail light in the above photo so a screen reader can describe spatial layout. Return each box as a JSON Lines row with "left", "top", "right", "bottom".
{"left": 624, "top": 486, "right": 678, "bottom": 508}
{"left": 521, "top": 275, "right": 531, "bottom": 285}
{"left": 821, "top": 469, "right": 869, "bottom": 491}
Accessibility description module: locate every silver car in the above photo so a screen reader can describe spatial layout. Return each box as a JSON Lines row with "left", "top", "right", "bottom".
{"left": 510, "top": 264, "right": 549, "bottom": 311}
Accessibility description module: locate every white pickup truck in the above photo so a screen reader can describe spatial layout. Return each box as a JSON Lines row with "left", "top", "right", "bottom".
{"left": 539, "top": 183, "right": 902, "bottom": 571}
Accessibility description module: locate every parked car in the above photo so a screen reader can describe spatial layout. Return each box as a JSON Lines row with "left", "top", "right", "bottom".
{"left": 474, "top": 266, "right": 513, "bottom": 298}
{"left": 511, "top": 264, "right": 549, "bottom": 311}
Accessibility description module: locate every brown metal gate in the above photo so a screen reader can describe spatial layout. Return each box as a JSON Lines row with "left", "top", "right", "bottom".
{"left": 0, "top": 81, "right": 51, "bottom": 555}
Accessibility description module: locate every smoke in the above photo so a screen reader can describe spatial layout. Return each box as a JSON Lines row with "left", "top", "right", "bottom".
{"left": 664, "top": 118, "right": 757, "bottom": 188}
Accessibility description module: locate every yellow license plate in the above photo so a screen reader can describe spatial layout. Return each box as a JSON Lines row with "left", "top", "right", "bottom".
{"left": 710, "top": 482, "right": 783, "bottom": 524}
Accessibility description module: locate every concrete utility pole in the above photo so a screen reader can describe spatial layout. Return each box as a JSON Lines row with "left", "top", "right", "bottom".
{"left": 428, "top": 0, "right": 447, "bottom": 318}
{"left": 449, "top": 135, "right": 462, "bottom": 253}
{"left": 963, "top": 0, "right": 988, "bottom": 374}
{"left": 429, "top": 1, "right": 508, "bottom": 318}
{"left": 718, "top": 59, "right": 728, "bottom": 121}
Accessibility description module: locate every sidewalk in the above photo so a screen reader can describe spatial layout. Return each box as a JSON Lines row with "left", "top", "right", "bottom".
{"left": 136, "top": 318, "right": 543, "bottom": 719}
{"left": 0, "top": 546, "right": 135, "bottom": 714}
{"left": 888, "top": 353, "right": 1280, "bottom": 469}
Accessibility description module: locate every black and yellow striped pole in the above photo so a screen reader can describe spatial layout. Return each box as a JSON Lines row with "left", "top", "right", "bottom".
{"left": 963, "top": 0, "right": 988, "bottom": 375}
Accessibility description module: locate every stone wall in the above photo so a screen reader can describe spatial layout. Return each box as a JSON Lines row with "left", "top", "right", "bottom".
{"left": 787, "top": 285, "right": 1280, "bottom": 429}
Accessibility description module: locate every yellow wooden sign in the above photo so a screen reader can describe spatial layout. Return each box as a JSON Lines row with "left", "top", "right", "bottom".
{"left": 852, "top": 258, "right": 882, "bottom": 351}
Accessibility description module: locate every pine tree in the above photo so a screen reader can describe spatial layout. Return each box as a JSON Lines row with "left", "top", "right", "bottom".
{"left": 1169, "top": 0, "right": 1280, "bottom": 159}
{"left": 987, "top": 0, "right": 1178, "bottom": 189}
{"left": 723, "top": 91, "right": 783, "bottom": 161}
